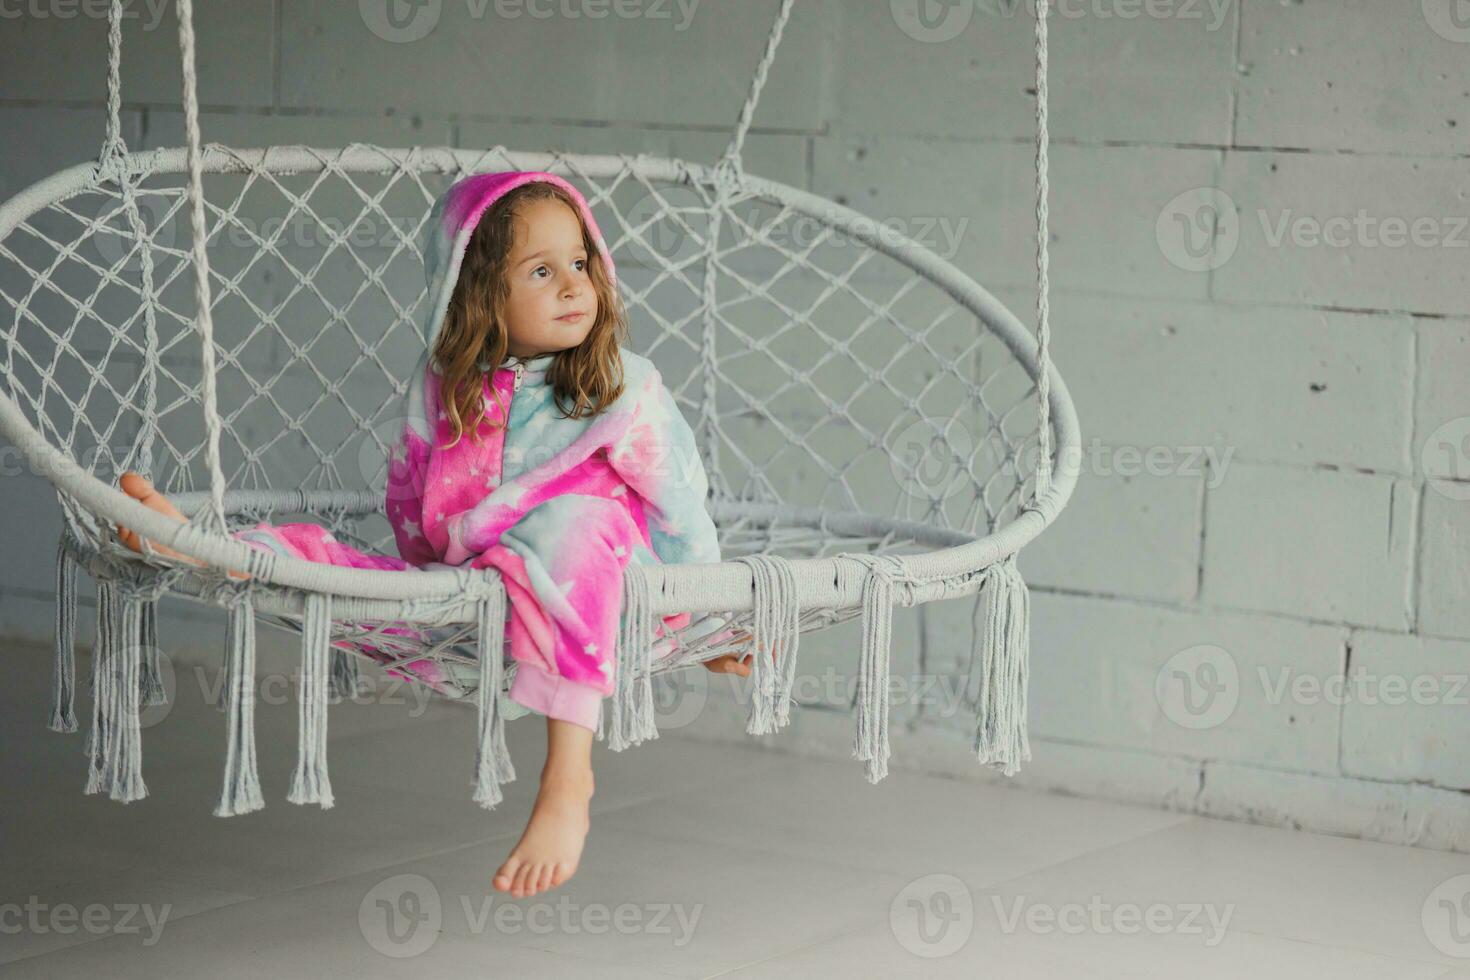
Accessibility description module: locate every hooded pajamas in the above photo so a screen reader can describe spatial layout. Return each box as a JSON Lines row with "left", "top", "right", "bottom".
{"left": 229, "top": 171, "right": 723, "bottom": 733}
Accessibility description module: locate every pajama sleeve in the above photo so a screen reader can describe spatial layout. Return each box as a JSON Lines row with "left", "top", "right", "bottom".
{"left": 605, "top": 366, "right": 722, "bottom": 568}
{"left": 385, "top": 360, "right": 439, "bottom": 568}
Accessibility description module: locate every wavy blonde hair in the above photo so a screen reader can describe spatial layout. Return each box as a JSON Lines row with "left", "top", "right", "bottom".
{"left": 431, "top": 181, "right": 628, "bottom": 450}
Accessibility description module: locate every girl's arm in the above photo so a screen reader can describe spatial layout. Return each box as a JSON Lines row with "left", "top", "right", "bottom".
{"left": 604, "top": 367, "right": 722, "bottom": 567}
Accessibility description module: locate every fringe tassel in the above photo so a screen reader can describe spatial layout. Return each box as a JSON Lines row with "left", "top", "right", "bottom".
{"left": 732, "top": 554, "right": 800, "bottom": 735}
{"left": 106, "top": 592, "right": 148, "bottom": 802}
{"left": 140, "top": 599, "right": 167, "bottom": 707}
{"left": 851, "top": 555, "right": 904, "bottom": 784}
{"left": 971, "top": 555, "right": 1032, "bottom": 776}
{"left": 606, "top": 567, "right": 658, "bottom": 752}
{"left": 215, "top": 588, "right": 264, "bottom": 817}
{"left": 472, "top": 579, "right": 516, "bottom": 809}
{"left": 288, "top": 592, "right": 335, "bottom": 809}
{"left": 329, "top": 648, "right": 364, "bottom": 699}
{"left": 50, "top": 538, "right": 78, "bottom": 733}
{"left": 84, "top": 581, "right": 118, "bottom": 794}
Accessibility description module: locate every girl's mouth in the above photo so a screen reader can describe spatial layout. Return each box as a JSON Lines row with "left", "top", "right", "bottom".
{"left": 556, "top": 312, "right": 587, "bottom": 322}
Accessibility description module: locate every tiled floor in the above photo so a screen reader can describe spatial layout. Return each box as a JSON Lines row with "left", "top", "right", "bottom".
{"left": 4, "top": 641, "right": 1469, "bottom": 978}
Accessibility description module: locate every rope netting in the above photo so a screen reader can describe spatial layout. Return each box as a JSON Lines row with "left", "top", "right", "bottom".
{"left": 0, "top": 0, "right": 1077, "bottom": 814}
{"left": 2, "top": 147, "right": 1044, "bottom": 555}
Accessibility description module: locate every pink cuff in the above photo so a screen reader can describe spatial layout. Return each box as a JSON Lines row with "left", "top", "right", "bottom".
{"left": 508, "top": 660, "right": 604, "bottom": 733}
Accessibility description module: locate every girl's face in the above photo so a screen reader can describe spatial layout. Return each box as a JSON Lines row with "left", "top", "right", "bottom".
{"left": 501, "top": 197, "right": 599, "bottom": 359}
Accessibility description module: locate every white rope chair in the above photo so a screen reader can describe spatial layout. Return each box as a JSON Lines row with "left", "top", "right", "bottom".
{"left": 0, "top": 0, "right": 1079, "bottom": 815}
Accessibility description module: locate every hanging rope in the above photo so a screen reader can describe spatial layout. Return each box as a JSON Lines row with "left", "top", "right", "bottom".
{"left": 472, "top": 573, "right": 516, "bottom": 808}
{"left": 732, "top": 553, "right": 800, "bottom": 734}
{"left": 716, "top": 0, "right": 796, "bottom": 179}
{"left": 606, "top": 566, "right": 659, "bottom": 751}
{"left": 172, "top": 0, "right": 230, "bottom": 537}
{"left": 50, "top": 537, "right": 78, "bottom": 733}
{"left": 287, "top": 591, "right": 336, "bottom": 808}
{"left": 969, "top": 555, "right": 1032, "bottom": 775}
{"left": 214, "top": 579, "right": 265, "bottom": 817}
{"left": 696, "top": 0, "right": 798, "bottom": 500}
{"left": 100, "top": 0, "right": 163, "bottom": 482}
{"left": 94, "top": 0, "right": 128, "bottom": 183}
{"left": 1031, "top": 0, "right": 1054, "bottom": 501}
{"left": 847, "top": 553, "right": 908, "bottom": 783}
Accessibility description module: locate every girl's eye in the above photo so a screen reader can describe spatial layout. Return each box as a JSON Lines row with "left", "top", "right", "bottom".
{"left": 531, "top": 259, "right": 588, "bottom": 278}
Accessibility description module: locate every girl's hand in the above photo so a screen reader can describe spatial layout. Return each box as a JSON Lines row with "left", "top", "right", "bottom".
{"left": 699, "top": 633, "right": 768, "bottom": 678}
{"left": 701, "top": 652, "right": 752, "bottom": 677}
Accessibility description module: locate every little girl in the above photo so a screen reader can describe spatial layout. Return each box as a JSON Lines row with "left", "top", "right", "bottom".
{"left": 113, "top": 170, "right": 756, "bottom": 899}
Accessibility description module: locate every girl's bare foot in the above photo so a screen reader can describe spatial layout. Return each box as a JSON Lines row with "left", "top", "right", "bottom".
{"left": 115, "top": 471, "right": 250, "bottom": 580}
{"left": 493, "top": 718, "right": 594, "bottom": 898}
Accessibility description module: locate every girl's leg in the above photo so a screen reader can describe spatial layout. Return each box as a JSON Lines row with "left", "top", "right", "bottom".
{"left": 491, "top": 715, "right": 595, "bottom": 898}
{"left": 115, "top": 472, "right": 250, "bottom": 578}
{"left": 114, "top": 472, "right": 470, "bottom": 693}
{"left": 115, "top": 472, "right": 415, "bottom": 576}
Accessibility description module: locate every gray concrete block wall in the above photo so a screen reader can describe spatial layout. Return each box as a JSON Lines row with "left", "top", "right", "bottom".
{"left": 1, "top": 1, "right": 1467, "bottom": 851}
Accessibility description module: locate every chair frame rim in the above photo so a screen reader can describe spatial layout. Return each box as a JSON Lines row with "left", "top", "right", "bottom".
{"left": 0, "top": 143, "right": 1080, "bottom": 616}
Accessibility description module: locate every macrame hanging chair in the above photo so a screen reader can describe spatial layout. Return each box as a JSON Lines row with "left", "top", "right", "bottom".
{"left": 0, "top": 0, "right": 1078, "bottom": 815}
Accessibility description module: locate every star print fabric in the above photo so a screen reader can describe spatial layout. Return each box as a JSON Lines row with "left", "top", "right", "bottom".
{"left": 232, "top": 347, "right": 722, "bottom": 733}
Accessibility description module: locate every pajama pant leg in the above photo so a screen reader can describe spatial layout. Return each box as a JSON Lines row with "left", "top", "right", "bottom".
{"left": 472, "top": 494, "right": 654, "bottom": 734}
{"left": 231, "top": 522, "right": 468, "bottom": 694}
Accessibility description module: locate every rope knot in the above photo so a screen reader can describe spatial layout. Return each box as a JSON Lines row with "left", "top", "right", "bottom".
{"left": 209, "top": 577, "right": 258, "bottom": 612}
{"left": 709, "top": 153, "right": 745, "bottom": 203}
{"left": 113, "top": 572, "right": 174, "bottom": 605}
{"left": 458, "top": 567, "right": 497, "bottom": 602}
{"left": 846, "top": 552, "right": 909, "bottom": 592}
{"left": 94, "top": 136, "right": 130, "bottom": 186}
